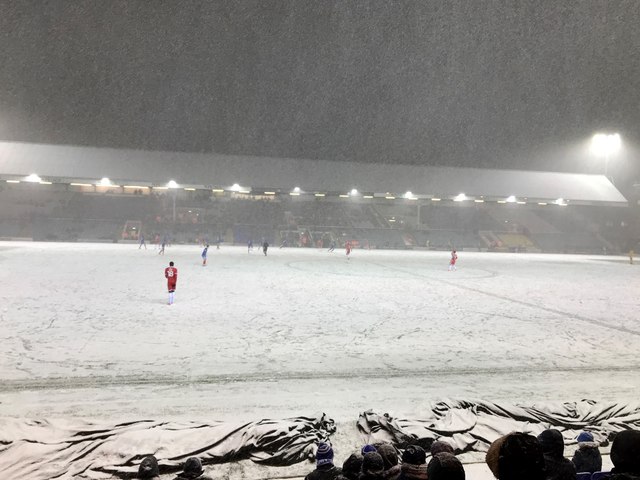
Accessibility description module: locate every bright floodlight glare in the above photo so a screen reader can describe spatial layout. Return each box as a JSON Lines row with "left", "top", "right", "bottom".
{"left": 555, "top": 198, "right": 564, "bottom": 205}
{"left": 350, "top": 188, "right": 358, "bottom": 195}
{"left": 230, "top": 183, "right": 241, "bottom": 191}
{"left": 99, "top": 177, "right": 111, "bottom": 186}
{"left": 25, "top": 173, "right": 42, "bottom": 182}
{"left": 506, "top": 195, "right": 516, "bottom": 203}
{"left": 404, "top": 191, "right": 413, "bottom": 198}
{"left": 591, "top": 133, "right": 621, "bottom": 156}
{"left": 167, "top": 180, "right": 178, "bottom": 188}
{"left": 454, "top": 193, "right": 467, "bottom": 202}
{"left": 293, "top": 186, "right": 301, "bottom": 193}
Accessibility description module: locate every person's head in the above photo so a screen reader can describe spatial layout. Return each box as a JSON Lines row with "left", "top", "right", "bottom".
{"left": 376, "top": 443, "right": 398, "bottom": 470}
{"left": 427, "top": 452, "right": 465, "bottom": 480}
{"left": 316, "top": 442, "right": 334, "bottom": 467}
{"left": 577, "top": 431, "right": 595, "bottom": 444}
{"left": 182, "top": 457, "right": 204, "bottom": 478}
{"left": 169, "top": 261, "right": 174, "bottom": 266}
{"left": 431, "top": 440, "right": 455, "bottom": 456}
{"left": 611, "top": 430, "right": 640, "bottom": 475}
{"left": 537, "top": 429, "right": 565, "bottom": 458}
{"left": 342, "top": 452, "right": 363, "bottom": 479}
{"left": 361, "top": 444, "right": 377, "bottom": 455}
{"left": 486, "top": 433, "right": 545, "bottom": 480}
{"left": 361, "top": 451, "right": 385, "bottom": 477}
{"left": 137, "top": 455, "right": 160, "bottom": 479}
{"left": 402, "top": 444, "right": 426, "bottom": 466}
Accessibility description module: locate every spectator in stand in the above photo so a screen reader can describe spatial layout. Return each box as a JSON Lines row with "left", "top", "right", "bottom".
{"left": 537, "top": 429, "right": 576, "bottom": 480}
{"left": 172, "top": 457, "right": 213, "bottom": 480}
{"left": 485, "top": 432, "right": 545, "bottom": 480}
{"left": 361, "top": 445, "right": 377, "bottom": 455}
{"left": 608, "top": 430, "right": 640, "bottom": 480}
{"left": 427, "top": 452, "right": 465, "bottom": 480}
{"left": 137, "top": 455, "right": 160, "bottom": 480}
{"left": 305, "top": 442, "right": 342, "bottom": 480}
{"left": 398, "top": 445, "right": 427, "bottom": 480}
{"left": 430, "top": 440, "right": 455, "bottom": 456}
{"left": 360, "top": 451, "right": 385, "bottom": 479}
{"left": 376, "top": 443, "right": 400, "bottom": 480}
{"left": 571, "top": 431, "right": 602, "bottom": 474}
{"left": 341, "top": 452, "right": 364, "bottom": 480}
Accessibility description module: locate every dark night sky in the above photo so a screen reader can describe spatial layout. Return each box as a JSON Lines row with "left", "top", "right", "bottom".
{"left": 1, "top": 1, "right": 639, "bottom": 177}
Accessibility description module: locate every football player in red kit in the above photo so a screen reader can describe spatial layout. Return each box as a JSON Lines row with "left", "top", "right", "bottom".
{"left": 449, "top": 250, "right": 458, "bottom": 271}
{"left": 345, "top": 241, "right": 352, "bottom": 259}
{"left": 165, "top": 261, "right": 178, "bottom": 304}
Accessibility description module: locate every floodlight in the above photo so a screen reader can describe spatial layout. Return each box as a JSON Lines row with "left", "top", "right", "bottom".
{"left": 453, "top": 193, "right": 467, "bottom": 202}
{"left": 25, "top": 173, "right": 42, "bottom": 183}
{"left": 350, "top": 188, "right": 358, "bottom": 196}
{"left": 591, "top": 133, "right": 621, "bottom": 156}
{"left": 293, "top": 186, "right": 301, "bottom": 193}
{"left": 167, "top": 180, "right": 179, "bottom": 188}
{"left": 506, "top": 195, "right": 516, "bottom": 203}
{"left": 99, "top": 177, "right": 112, "bottom": 186}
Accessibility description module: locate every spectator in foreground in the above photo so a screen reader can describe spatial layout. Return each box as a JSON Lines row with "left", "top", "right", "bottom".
{"left": 609, "top": 430, "right": 640, "bottom": 480}
{"left": 571, "top": 431, "right": 602, "bottom": 474}
{"left": 427, "top": 452, "right": 465, "bottom": 480}
{"left": 305, "top": 442, "right": 343, "bottom": 480}
{"left": 486, "top": 432, "right": 545, "bottom": 480}
{"left": 376, "top": 443, "right": 401, "bottom": 480}
{"left": 398, "top": 445, "right": 427, "bottom": 480}
{"left": 537, "top": 429, "right": 576, "bottom": 480}
{"left": 430, "top": 440, "right": 455, "bottom": 456}
{"left": 360, "top": 451, "right": 385, "bottom": 479}
{"left": 173, "top": 457, "right": 213, "bottom": 480}
{"left": 138, "top": 455, "right": 160, "bottom": 480}
{"left": 341, "top": 452, "right": 364, "bottom": 480}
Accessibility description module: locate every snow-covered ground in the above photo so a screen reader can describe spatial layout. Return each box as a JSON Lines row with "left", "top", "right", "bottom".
{"left": 0, "top": 241, "right": 637, "bottom": 478}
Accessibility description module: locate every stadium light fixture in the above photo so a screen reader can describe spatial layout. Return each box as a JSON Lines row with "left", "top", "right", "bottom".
{"left": 591, "top": 133, "right": 621, "bottom": 178}
{"left": 404, "top": 191, "right": 414, "bottom": 199}
{"left": 167, "top": 180, "right": 179, "bottom": 189}
{"left": 99, "top": 177, "right": 112, "bottom": 186}
{"left": 506, "top": 195, "right": 516, "bottom": 203}
{"left": 453, "top": 193, "right": 467, "bottom": 202}
{"left": 350, "top": 188, "right": 358, "bottom": 196}
{"left": 293, "top": 186, "right": 301, "bottom": 193}
{"left": 230, "top": 183, "right": 241, "bottom": 191}
{"left": 555, "top": 198, "right": 566, "bottom": 206}
{"left": 25, "top": 173, "right": 42, "bottom": 183}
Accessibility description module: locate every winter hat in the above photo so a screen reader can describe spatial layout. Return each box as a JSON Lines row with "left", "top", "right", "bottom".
{"left": 138, "top": 455, "right": 160, "bottom": 479}
{"left": 402, "top": 445, "right": 426, "bottom": 465}
{"left": 182, "top": 457, "right": 204, "bottom": 478}
{"left": 427, "top": 452, "right": 465, "bottom": 480}
{"left": 362, "top": 451, "right": 385, "bottom": 474}
{"left": 610, "top": 430, "right": 640, "bottom": 474}
{"left": 376, "top": 443, "right": 399, "bottom": 470}
{"left": 537, "top": 429, "right": 565, "bottom": 458}
{"left": 431, "top": 440, "right": 455, "bottom": 456}
{"left": 342, "top": 453, "right": 364, "bottom": 479}
{"left": 577, "top": 431, "right": 595, "bottom": 443}
{"left": 316, "top": 442, "right": 335, "bottom": 467}
{"left": 496, "top": 432, "right": 545, "bottom": 480}
{"left": 362, "top": 444, "right": 377, "bottom": 455}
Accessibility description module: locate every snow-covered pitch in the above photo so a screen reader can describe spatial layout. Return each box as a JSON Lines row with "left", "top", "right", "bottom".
{"left": 1, "top": 241, "right": 639, "bottom": 421}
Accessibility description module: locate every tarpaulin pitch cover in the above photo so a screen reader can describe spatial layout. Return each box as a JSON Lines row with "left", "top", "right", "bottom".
{"left": 358, "top": 399, "right": 640, "bottom": 453}
{"left": 0, "top": 414, "right": 335, "bottom": 479}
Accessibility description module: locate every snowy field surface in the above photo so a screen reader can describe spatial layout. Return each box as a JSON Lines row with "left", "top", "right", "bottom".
{"left": 0, "top": 241, "right": 637, "bottom": 478}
